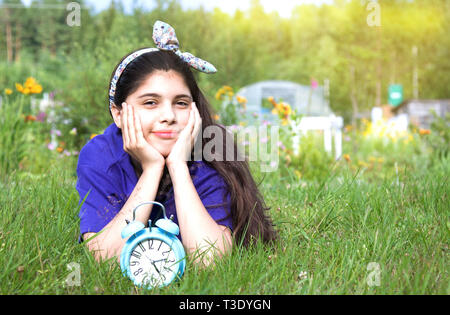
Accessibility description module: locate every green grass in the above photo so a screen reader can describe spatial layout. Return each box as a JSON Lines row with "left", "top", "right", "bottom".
{"left": 0, "top": 154, "right": 448, "bottom": 294}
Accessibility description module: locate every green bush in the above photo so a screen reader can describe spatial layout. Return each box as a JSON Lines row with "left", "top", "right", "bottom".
{"left": 423, "top": 113, "right": 450, "bottom": 159}
{"left": 0, "top": 95, "right": 28, "bottom": 179}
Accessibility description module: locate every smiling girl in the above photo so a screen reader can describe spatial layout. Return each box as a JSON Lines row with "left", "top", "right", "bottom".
{"left": 76, "top": 21, "right": 276, "bottom": 265}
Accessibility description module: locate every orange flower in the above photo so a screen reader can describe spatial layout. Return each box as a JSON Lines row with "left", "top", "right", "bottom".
{"left": 56, "top": 147, "right": 64, "bottom": 153}
{"left": 213, "top": 114, "right": 220, "bottom": 121}
{"left": 268, "top": 96, "right": 277, "bottom": 107}
{"left": 343, "top": 154, "right": 351, "bottom": 162}
{"left": 24, "top": 115, "right": 36, "bottom": 122}
{"left": 419, "top": 128, "right": 431, "bottom": 135}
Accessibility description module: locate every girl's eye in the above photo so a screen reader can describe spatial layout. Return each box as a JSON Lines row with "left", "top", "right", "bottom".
{"left": 144, "top": 100, "right": 157, "bottom": 106}
{"left": 176, "top": 101, "right": 189, "bottom": 107}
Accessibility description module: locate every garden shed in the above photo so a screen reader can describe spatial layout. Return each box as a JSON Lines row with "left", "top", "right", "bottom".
{"left": 236, "top": 80, "right": 343, "bottom": 160}
{"left": 392, "top": 99, "right": 450, "bottom": 129}
{"left": 236, "top": 80, "right": 334, "bottom": 119}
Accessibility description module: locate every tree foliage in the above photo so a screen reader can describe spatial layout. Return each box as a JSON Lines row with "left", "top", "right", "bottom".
{"left": 0, "top": 0, "right": 448, "bottom": 124}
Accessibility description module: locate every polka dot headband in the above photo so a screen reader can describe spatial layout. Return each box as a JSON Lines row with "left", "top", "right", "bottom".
{"left": 109, "top": 20, "right": 217, "bottom": 111}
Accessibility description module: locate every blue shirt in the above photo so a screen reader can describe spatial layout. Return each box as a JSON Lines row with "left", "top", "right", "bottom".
{"left": 76, "top": 123, "right": 233, "bottom": 241}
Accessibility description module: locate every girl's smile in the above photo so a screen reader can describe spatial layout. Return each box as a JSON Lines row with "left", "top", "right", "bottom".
{"left": 152, "top": 130, "right": 178, "bottom": 139}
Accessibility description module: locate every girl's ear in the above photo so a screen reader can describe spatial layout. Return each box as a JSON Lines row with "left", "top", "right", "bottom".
{"left": 110, "top": 104, "right": 122, "bottom": 129}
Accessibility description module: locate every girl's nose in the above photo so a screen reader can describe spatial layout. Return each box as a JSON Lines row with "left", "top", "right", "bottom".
{"left": 159, "top": 101, "right": 176, "bottom": 124}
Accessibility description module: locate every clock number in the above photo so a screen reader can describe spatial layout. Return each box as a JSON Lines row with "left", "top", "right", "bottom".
{"left": 131, "top": 250, "right": 141, "bottom": 259}
{"left": 133, "top": 268, "right": 143, "bottom": 276}
{"left": 148, "top": 239, "right": 154, "bottom": 250}
{"left": 162, "top": 248, "right": 171, "bottom": 257}
{"left": 138, "top": 243, "right": 146, "bottom": 252}
{"left": 130, "top": 261, "right": 140, "bottom": 266}
{"left": 166, "top": 257, "right": 175, "bottom": 263}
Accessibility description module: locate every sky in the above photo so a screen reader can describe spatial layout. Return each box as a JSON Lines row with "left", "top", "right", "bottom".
{"left": 21, "top": 0, "right": 334, "bottom": 18}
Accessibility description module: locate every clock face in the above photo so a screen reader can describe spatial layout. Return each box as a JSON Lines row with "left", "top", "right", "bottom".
{"left": 128, "top": 238, "right": 178, "bottom": 288}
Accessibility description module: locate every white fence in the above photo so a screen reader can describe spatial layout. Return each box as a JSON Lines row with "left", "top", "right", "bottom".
{"left": 292, "top": 115, "right": 343, "bottom": 160}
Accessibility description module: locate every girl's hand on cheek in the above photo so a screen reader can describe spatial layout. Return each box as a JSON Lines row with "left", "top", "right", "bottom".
{"left": 166, "top": 102, "right": 202, "bottom": 168}
{"left": 121, "top": 102, "right": 165, "bottom": 171}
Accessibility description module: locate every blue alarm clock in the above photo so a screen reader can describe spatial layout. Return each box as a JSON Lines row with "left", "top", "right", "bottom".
{"left": 120, "top": 201, "right": 186, "bottom": 289}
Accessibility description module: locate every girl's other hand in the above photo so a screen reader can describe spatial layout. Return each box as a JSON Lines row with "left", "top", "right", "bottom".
{"left": 166, "top": 102, "right": 202, "bottom": 168}
{"left": 121, "top": 102, "right": 165, "bottom": 171}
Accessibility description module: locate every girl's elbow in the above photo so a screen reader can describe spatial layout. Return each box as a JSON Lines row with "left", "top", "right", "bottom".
{"left": 188, "top": 233, "right": 233, "bottom": 267}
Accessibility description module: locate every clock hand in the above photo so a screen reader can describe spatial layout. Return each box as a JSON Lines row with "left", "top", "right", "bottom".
{"left": 142, "top": 253, "right": 153, "bottom": 262}
{"left": 151, "top": 261, "right": 161, "bottom": 274}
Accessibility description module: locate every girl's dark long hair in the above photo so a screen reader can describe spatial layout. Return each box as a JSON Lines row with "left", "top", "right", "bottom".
{"left": 110, "top": 50, "right": 277, "bottom": 246}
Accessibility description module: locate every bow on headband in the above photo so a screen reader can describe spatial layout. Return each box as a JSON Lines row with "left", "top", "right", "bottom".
{"left": 109, "top": 20, "right": 216, "bottom": 111}
{"left": 152, "top": 21, "right": 217, "bottom": 73}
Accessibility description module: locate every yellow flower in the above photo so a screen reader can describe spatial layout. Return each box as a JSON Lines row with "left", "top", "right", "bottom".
{"left": 213, "top": 114, "right": 220, "bottom": 121}
{"left": 275, "top": 102, "right": 284, "bottom": 112}
{"left": 90, "top": 133, "right": 98, "bottom": 140}
{"left": 16, "top": 83, "right": 24, "bottom": 93}
{"left": 282, "top": 103, "right": 292, "bottom": 116}
{"left": 15, "top": 77, "right": 43, "bottom": 95}
{"left": 294, "top": 170, "right": 302, "bottom": 179}
{"left": 358, "top": 160, "right": 369, "bottom": 168}
{"left": 236, "top": 95, "right": 247, "bottom": 107}
{"left": 30, "top": 84, "right": 43, "bottom": 94}
{"left": 281, "top": 118, "right": 289, "bottom": 126}
{"left": 4, "top": 88, "right": 12, "bottom": 95}
{"left": 25, "top": 77, "right": 37, "bottom": 89}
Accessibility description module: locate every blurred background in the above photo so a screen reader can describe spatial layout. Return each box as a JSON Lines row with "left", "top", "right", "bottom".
{"left": 0, "top": 0, "right": 448, "bottom": 179}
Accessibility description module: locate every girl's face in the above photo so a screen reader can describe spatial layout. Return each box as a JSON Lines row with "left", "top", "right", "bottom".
{"left": 114, "top": 70, "right": 192, "bottom": 157}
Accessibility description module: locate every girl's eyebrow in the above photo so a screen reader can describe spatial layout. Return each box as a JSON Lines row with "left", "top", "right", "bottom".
{"left": 137, "top": 93, "right": 193, "bottom": 101}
